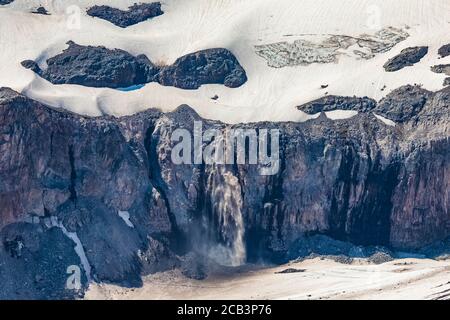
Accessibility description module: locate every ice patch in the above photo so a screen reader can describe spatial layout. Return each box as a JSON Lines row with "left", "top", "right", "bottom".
{"left": 116, "top": 84, "right": 146, "bottom": 92}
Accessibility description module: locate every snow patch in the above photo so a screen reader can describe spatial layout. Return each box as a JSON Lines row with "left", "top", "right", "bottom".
{"left": 56, "top": 222, "right": 92, "bottom": 283}
{"left": 325, "top": 110, "right": 358, "bottom": 120}
{"left": 118, "top": 210, "right": 134, "bottom": 228}
{"left": 374, "top": 113, "right": 396, "bottom": 126}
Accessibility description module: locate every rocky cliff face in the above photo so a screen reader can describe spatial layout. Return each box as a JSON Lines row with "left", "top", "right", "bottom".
{"left": 0, "top": 85, "right": 449, "bottom": 298}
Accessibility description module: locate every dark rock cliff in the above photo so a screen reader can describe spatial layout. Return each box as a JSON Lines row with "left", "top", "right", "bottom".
{"left": 0, "top": 85, "right": 449, "bottom": 298}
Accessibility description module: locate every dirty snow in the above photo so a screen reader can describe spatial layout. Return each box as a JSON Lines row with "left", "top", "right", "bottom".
{"left": 85, "top": 257, "right": 450, "bottom": 300}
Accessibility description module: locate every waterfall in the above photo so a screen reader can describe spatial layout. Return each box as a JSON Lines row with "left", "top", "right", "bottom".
{"left": 207, "top": 168, "right": 246, "bottom": 267}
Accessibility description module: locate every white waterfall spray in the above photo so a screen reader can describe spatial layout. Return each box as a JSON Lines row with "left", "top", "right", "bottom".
{"left": 207, "top": 168, "right": 246, "bottom": 267}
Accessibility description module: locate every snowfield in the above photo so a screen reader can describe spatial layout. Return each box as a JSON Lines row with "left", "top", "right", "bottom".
{"left": 0, "top": 0, "right": 449, "bottom": 123}
{"left": 85, "top": 257, "right": 450, "bottom": 300}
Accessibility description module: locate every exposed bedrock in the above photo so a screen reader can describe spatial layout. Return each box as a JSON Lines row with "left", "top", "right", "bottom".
{"left": 21, "top": 41, "right": 159, "bottom": 89}
{"left": 158, "top": 48, "right": 248, "bottom": 89}
{"left": 87, "top": 2, "right": 164, "bottom": 28}
{"left": 298, "top": 85, "right": 432, "bottom": 123}
{"left": 298, "top": 95, "right": 377, "bottom": 114}
{"left": 383, "top": 46, "right": 428, "bottom": 72}
{"left": 21, "top": 42, "right": 247, "bottom": 90}
{"left": 431, "top": 64, "right": 450, "bottom": 76}
{"left": 438, "top": 44, "right": 450, "bottom": 58}
{"left": 0, "top": 85, "right": 449, "bottom": 298}
{"left": 0, "top": 222, "right": 88, "bottom": 299}
{"left": 0, "top": 88, "right": 178, "bottom": 298}
{"left": 444, "top": 78, "right": 450, "bottom": 87}
{"left": 374, "top": 85, "right": 432, "bottom": 122}
{"left": 31, "top": 6, "right": 50, "bottom": 15}
{"left": 0, "top": 0, "right": 14, "bottom": 5}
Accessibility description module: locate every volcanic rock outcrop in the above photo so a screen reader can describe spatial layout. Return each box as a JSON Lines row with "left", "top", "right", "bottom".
{"left": 374, "top": 85, "right": 432, "bottom": 122}
{"left": 31, "top": 6, "right": 50, "bottom": 15}
{"left": 298, "top": 95, "right": 377, "bottom": 114}
{"left": 438, "top": 44, "right": 450, "bottom": 58}
{"left": 22, "top": 41, "right": 159, "bottom": 89}
{"left": 87, "top": 2, "right": 164, "bottom": 28}
{"left": 298, "top": 85, "right": 432, "bottom": 123}
{"left": 0, "top": 84, "right": 449, "bottom": 298}
{"left": 383, "top": 46, "right": 428, "bottom": 72}
{"left": 21, "top": 42, "right": 247, "bottom": 90}
{"left": 431, "top": 64, "right": 450, "bottom": 76}
{"left": 158, "top": 48, "right": 248, "bottom": 89}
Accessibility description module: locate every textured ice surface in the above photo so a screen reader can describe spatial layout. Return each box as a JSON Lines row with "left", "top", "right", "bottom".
{"left": 255, "top": 27, "right": 409, "bottom": 68}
